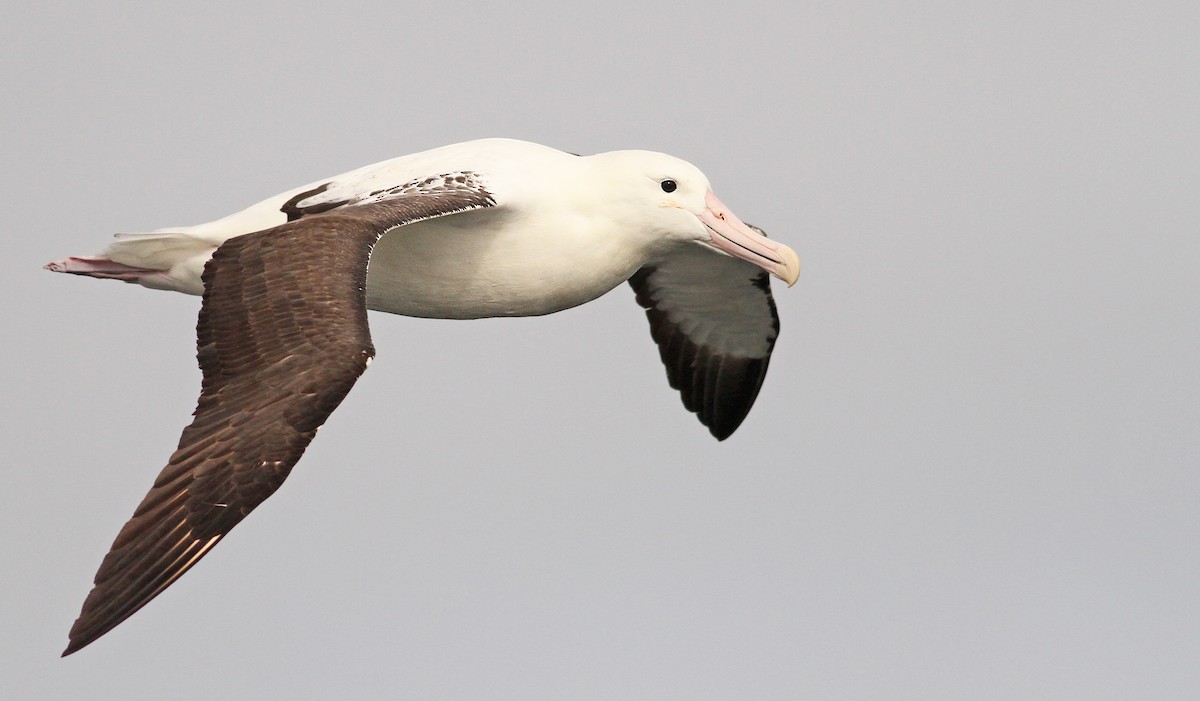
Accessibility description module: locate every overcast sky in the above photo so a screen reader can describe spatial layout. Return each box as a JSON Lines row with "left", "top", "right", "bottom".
{"left": 3, "top": 2, "right": 1198, "bottom": 699}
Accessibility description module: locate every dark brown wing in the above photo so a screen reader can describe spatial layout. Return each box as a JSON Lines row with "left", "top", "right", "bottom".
{"left": 64, "top": 184, "right": 494, "bottom": 655}
{"left": 629, "top": 233, "right": 781, "bottom": 441}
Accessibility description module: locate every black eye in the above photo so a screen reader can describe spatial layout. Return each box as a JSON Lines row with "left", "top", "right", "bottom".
{"left": 660, "top": 179, "right": 677, "bottom": 193}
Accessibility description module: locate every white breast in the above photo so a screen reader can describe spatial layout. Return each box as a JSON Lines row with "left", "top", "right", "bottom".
{"left": 365, "top": 205, "right": 648, "bottom": 319}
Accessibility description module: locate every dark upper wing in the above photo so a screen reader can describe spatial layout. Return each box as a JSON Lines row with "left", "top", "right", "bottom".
{"left": 628, "top": 228, "right": 781, "bottom": 441}
{"left": 64, "top": 183, "right": 494, "bottom": 655}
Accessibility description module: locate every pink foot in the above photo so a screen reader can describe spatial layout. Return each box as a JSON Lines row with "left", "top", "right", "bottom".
{"left": 44, "top": 256, "right": 161, "bottom": 283}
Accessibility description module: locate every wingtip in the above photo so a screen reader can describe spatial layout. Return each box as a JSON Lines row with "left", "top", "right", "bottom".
{"left": 61, "top": 627, "right": 93, "bottom": 657}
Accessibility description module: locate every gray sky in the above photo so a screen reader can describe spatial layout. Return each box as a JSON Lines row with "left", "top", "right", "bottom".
{"left": 3, "top": 2, "right": 1198, "bottom": 699}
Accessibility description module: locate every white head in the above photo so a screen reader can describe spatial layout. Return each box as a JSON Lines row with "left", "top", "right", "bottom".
{"left": 584, "top": 150, "right": 800, "bottom": 286}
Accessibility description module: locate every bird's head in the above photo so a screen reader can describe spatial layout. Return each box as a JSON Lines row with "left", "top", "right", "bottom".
{"left": 586, "top": 150, "right": 800, "bottom": 286}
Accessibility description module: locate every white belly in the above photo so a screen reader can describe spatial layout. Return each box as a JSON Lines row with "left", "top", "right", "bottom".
{"left": 365, "top": 209, "right": 645, "bottom": 319}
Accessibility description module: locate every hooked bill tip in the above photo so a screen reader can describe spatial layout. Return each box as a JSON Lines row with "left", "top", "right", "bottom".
{"left": 772, "top": 243, "right": 801, "bottom": 287}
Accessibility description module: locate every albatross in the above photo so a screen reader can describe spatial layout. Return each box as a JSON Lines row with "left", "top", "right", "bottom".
{"left": 46, "top": 138, "right": 800, "bottom": 655}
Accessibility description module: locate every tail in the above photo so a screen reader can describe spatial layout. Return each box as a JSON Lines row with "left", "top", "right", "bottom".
{"left": 44, "top": 256, "right": 161, "bottom": 282}
{"left": 46, "top": 232, "right": 216, "bottom": 295}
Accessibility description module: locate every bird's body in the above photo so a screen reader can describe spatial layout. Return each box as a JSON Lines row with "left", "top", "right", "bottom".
{"left": 90, "top": 139, "right": 698, "bottom": 318}
{"left": 47, "top": 138, "right": 799, "bottom": 655}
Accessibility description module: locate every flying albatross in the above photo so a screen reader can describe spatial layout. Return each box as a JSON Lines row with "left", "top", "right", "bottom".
{"left": 46, "top": 138, "right": 800, "bottom": 655}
